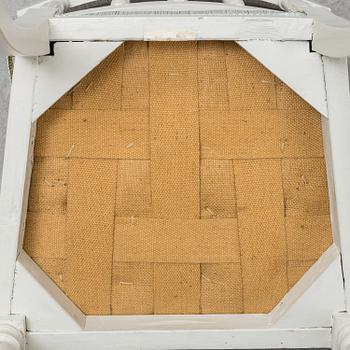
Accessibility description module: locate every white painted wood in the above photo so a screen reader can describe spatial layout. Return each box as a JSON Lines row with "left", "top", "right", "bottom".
{"left": 33, "top": 41, "right": 122, "bottom": 121}
{"left": 68, "top": 0, "right": 99, "bottom": 6}
{"left": 296, "top": 2, "right": 350, "bottom": 58}
{"left": 15, "top": 125, "right": 36, "bottom": 253}
{"left": 0, "top": 5, "right": 52, "bottom": 56}
{"left": 333, "top": 312, "right": 350, "bottom": 350}
{"left": 25, "top": 328, "right": 331, "bottom": 350}
{"left": 322, "top": 116, "right": 341, "bottom": 249}
{"left": 11, "top": 251, "right": 85, "bottom": 331}
{"left": 323, "top": 56, "right": 350, "bottom": 307}
{"left": 85, "top": 314, "right": 270, "bottom": 331}
{"left": 49, "top": 16, "right": 313, "bottom": 42}
{"left": 58, "top": 0, "right": 292, "bottom": 16}
{"left": 238, "top": 40, "right": 328, "bottom": 116}
{"left": 57, "top": 0, "right": 303, "bottom": 17}
{"left": 0, "top": 316, "right": 25, "bottom": 334}
{"left": 0, "top": 315, "right": 25, "bottom": 350}
{"left": 0, "top": 57, "right": 37, "bottom": 315}
{"left": 10, "top": 0, "right": 350, "bottom": 58}
{"left": 16, "top": 0, "right": 66, "bottom": 17}
{"left": 313, "top": 16, "right": 350, "bottom": 58}
{"left": 271, "top": 244, "right": 345, "bottom": 328}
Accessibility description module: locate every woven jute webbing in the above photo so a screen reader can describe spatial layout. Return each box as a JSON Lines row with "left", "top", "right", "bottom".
{"left": 24, "top": 41, "right": 333, "bottom": 315}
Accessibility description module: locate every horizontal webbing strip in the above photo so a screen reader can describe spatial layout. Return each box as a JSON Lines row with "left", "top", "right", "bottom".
{"left": 114, "top": 218, "right": 240, "bottom": 263}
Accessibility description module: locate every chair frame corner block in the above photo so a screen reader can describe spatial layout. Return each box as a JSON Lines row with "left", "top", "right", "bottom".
{"left": 1, "top": 1, "right": 350, "bottom": 349}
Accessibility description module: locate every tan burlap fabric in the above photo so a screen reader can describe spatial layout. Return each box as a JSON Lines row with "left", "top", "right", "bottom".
{"left": 24, "top": 41, "right": 332, "bottom": 315}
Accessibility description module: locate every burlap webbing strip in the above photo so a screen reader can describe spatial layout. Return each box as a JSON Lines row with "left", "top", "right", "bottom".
{"left": 287, "top": 260, "right": 316, "bottom": 288}
{"left": 225, "top": 42, "right": 276, "bottom": 110}
{"left": 148, "top": 42, "right": 201, "bottom": 313}
{"left": 200, "top": 110, "right": 324, "bottom": 160}
{"left": 35, "top": 110, "right": 71, "bottom": 158}
{"left": 64, "top": 158, "right": 117, "bottom": 315}
{"left": 24, "top": 213, "right": 66, "bottom": 259}
{"left": 115, "top": 160, "right": 152, "bottom": 218}
{"left": 154, "top": 264, "right": 201, "bottom": 314}
{"left": 234, "top": 159, "right": 288, "bottom": 313}
{"left": 275, "top": 77, "right": 314, "bottom": 110}
{"left": 33, "top": 257, "right": 65, "bottom": 290}
{"left": 201, "top": 263, "right": 243, "bottom": 314}
{"left": 112, "top": 159, "right": 155, "bottom": 314}
{"left": 201, "top": 159, "right": 237, "bottom": 219}
{"left": 149, "top": 41, "right": 198, "bottom": 111}
{"left": 111, "top": 262, "right": 154, "bottom": 315}
{"left": 35, "top": 109, "right": 149, "bottom": 160}
{"left": 198, "top": 41, "right": 229, "bottom": 111}
{"left": 72, "top": 45, "right": 124, "bottom": 110}
{"left": 114, "top": 218, "right": 240, "bottom": 263}
{"left": 28, "top": 157, "right": 68, "bottom": 215}
{"left": 150, "top": 110, "right": 200, "bottom": 219}
{"left": 286, "top": 215, "right": 332, "bottom": 261}
{"left": 282, "top": 158, "right": 330, "bottom": 217}
{"left": 121, "top": 42, "right": 149, "bottom": 110}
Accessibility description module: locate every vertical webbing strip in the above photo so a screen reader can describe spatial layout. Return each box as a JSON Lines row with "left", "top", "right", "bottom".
{"left": 64, "top": 158, "right": 117, "bottom": 314}
{"left": 234, "top": 159, "right": 288, "bottom": 313}
{"left": 149, "top": 42, "right": 201, "bottom": 314}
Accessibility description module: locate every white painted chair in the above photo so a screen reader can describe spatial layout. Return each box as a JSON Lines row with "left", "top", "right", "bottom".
{"left": 0, "top": 1, "right": 350, "bottom": 349}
